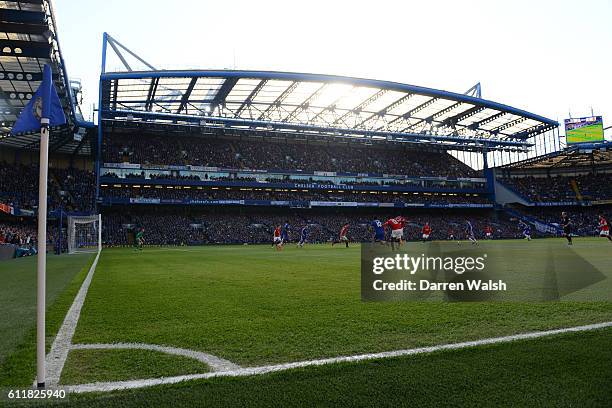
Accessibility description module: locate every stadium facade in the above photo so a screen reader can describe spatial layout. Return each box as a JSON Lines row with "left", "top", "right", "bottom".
{"left": 2, "top": 0, "right": 612, "bottom": 249}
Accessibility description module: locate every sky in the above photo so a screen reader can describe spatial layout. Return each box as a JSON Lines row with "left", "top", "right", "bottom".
{"left": 54, "top": 0, "right": 611, "bottom": 138}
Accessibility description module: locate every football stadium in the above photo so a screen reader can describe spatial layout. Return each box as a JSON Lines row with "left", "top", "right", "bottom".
{"left": 1, "top": 1, "right": 611, "bottom": 406}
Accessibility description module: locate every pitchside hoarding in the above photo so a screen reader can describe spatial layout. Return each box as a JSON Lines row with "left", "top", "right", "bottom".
{"left": 564, "top": 116, "right": 604, "bottom": 144}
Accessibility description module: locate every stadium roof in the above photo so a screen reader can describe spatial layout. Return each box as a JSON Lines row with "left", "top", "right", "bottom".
{"left": 0, "top": 0, "right": 92, "bottom": 155}
{"left": 101, "top": 64, "right": 558, "bottom": 151}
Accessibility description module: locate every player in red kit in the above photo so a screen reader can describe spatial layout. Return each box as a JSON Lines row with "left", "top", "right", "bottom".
{"left": 484, "top": 225, "right": 493, "bottom": 239}
{"left": 332, "top": 223, "right": 350, "bottom": 248}
{"left": 273, "top": 225, "right": 283, "bottom": 250}
{"left": 599, "top": 214, "right": 612, "bottom": 242}
{"left": 384, "top": 216, "right": 406, "bottom": 250}
{"left": 421, "top": 222, "right": 432, "bottom": 242}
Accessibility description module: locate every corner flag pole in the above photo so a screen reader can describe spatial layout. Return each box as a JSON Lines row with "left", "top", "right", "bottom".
{"left": 10, "top": 63, "right": 66, "bottom": 389}
{"left": 36, "top": 118, "right": 49, "bottom": 388}
{"left": 36, "top": 65, "right": 53, "bottom": 389}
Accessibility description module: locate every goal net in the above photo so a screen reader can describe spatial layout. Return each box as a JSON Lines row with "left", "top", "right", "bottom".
{"left": 67, "top": 214, "right": 102, "bottom": 254}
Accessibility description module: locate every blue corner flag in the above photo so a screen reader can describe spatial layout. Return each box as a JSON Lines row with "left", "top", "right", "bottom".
{"left": 10, "top": 64, "right": 66, "bottom": 135}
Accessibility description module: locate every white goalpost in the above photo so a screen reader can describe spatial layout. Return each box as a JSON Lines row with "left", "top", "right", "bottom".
{"left": 67, "top": 214, "right": 102, "bottom": 254}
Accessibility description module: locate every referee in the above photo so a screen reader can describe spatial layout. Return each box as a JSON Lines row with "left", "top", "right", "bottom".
{"left": 561, "top": 212, "right": 572, "bottom": 246}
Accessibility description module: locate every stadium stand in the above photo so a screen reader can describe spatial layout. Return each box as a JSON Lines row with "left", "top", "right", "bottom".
{"left": 6, "top": 138, "right": 612, "bottom": 248}
{"left": 99, "top": 186, "right": 489, "bottom": 205}
{"left": 0, "top": 221, "right": 37, "bottom": 247}
{"left": 7, "top": 142, "right": 612, "bottom": 247}
{"left": 500, "top": 173, "right": 612, "bottom": 203}
{"left": 102, "top": 134, "right": 482, "bottom": 178}
{"left": 52, "top": 167, "right": 97, "bottom": 212}
{"left": 0, "top": 162, "right": 95, "bottom": 212}
{"left": 0, "top": 162, "right": 42, "bottom": 211}
{"left": 101, "top": 170, "right": 483, "bottom": 189}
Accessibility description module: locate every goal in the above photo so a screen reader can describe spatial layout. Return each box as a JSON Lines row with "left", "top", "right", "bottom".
{"left": 67, "top": 214, "right": 102, "bottom": 254}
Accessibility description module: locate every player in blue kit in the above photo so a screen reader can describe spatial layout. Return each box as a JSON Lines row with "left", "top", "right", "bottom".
{"left": 519, "top": 221, "right": 532, "bottom": 241}
{"left": 371, "top": 219, "right": 386, "bottom": 243}
{"left": 298, "top": 225, "right": 309, "bottom": 248}
{"left": 465, "top": 220, "right": 477, "bottom": 245}
{"left": 281, "top": 221, "right": 290, "bottom": 244}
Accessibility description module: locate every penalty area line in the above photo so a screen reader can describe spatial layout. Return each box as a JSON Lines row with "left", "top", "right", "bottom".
{"left": 64, "top": 320, "right": 612, "bottom": 394}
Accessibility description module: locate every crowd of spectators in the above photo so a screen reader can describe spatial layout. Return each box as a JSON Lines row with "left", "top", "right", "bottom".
{"left": 0, "top": 161, "right": 95, "bottom": 212}
{"left": 102, "top": 134, "right": 481, "bottom": 178}
{"left": 53, "top": 167, "right": 96, "bottom": 212}
{"left": 6, "top": 140, "right": 612, "bottom": 254}
{"left": 101, "top": 208, "right": 520, "bottom": 246}
{"left": 0, "top": 221, "right": 36, "bottom": 246}
{"left": 501, "top": 173, "right": 612, "bottom": 202}
{"left": 0, "top": 219, "right": 68, "bottom": 254}
{"left": 100, "top": 186, "right": 490, "bottom": 205}
{"left": 0, "top": 162, "right": 42, "bottom": 210}
{"left": 101, "top": 171, "right": 483, "bottom": 196}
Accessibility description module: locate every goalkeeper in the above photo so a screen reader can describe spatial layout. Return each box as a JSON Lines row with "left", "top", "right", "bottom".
{"left": 135, "top": 227, "right": 145, "bottom": 251}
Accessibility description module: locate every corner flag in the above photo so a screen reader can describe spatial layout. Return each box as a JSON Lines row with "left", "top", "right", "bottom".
{"left": 10, "top": 64, "right": 66, "bottom": 389}
{"left": 11, "top": 64, "right": 66, "bottom": 135}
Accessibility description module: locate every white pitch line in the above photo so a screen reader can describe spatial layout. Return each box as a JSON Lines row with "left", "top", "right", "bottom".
{"left": 71, "top": 343, "right": 240, "bottom": 372}
{"left": 64, "top": 321, "right": 612, "bottom": 394}
{"left": 45, "top": 250, "right": 101, "bottom": 387}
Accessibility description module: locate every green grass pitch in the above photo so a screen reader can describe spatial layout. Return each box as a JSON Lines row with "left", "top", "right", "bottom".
{"left": 0, "top": 253, "right": 94, "bottom": 386}
{"left": 44, "top": 328, "right": 612, "bottom": 407}
{"left": 566, "top": 123, "right": 604, "bottom": 143}
{"left": 1, "top": 239, "right": 611, "bottom": 406}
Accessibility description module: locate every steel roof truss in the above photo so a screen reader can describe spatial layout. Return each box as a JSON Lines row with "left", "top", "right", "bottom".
{"left": 257, "top": 81, "right": 298, "bottom": 121}
{"left": 176, "top": 77, "right": 198, "bottom": 114}
{"left": 235, "top": 79, "right": 267, "bottom": 117}
{"left": 282, "top": 83, "right": 327, "bottom": 123}
{"left": 332, "top": 88, "right": 387, "bottom": 126}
